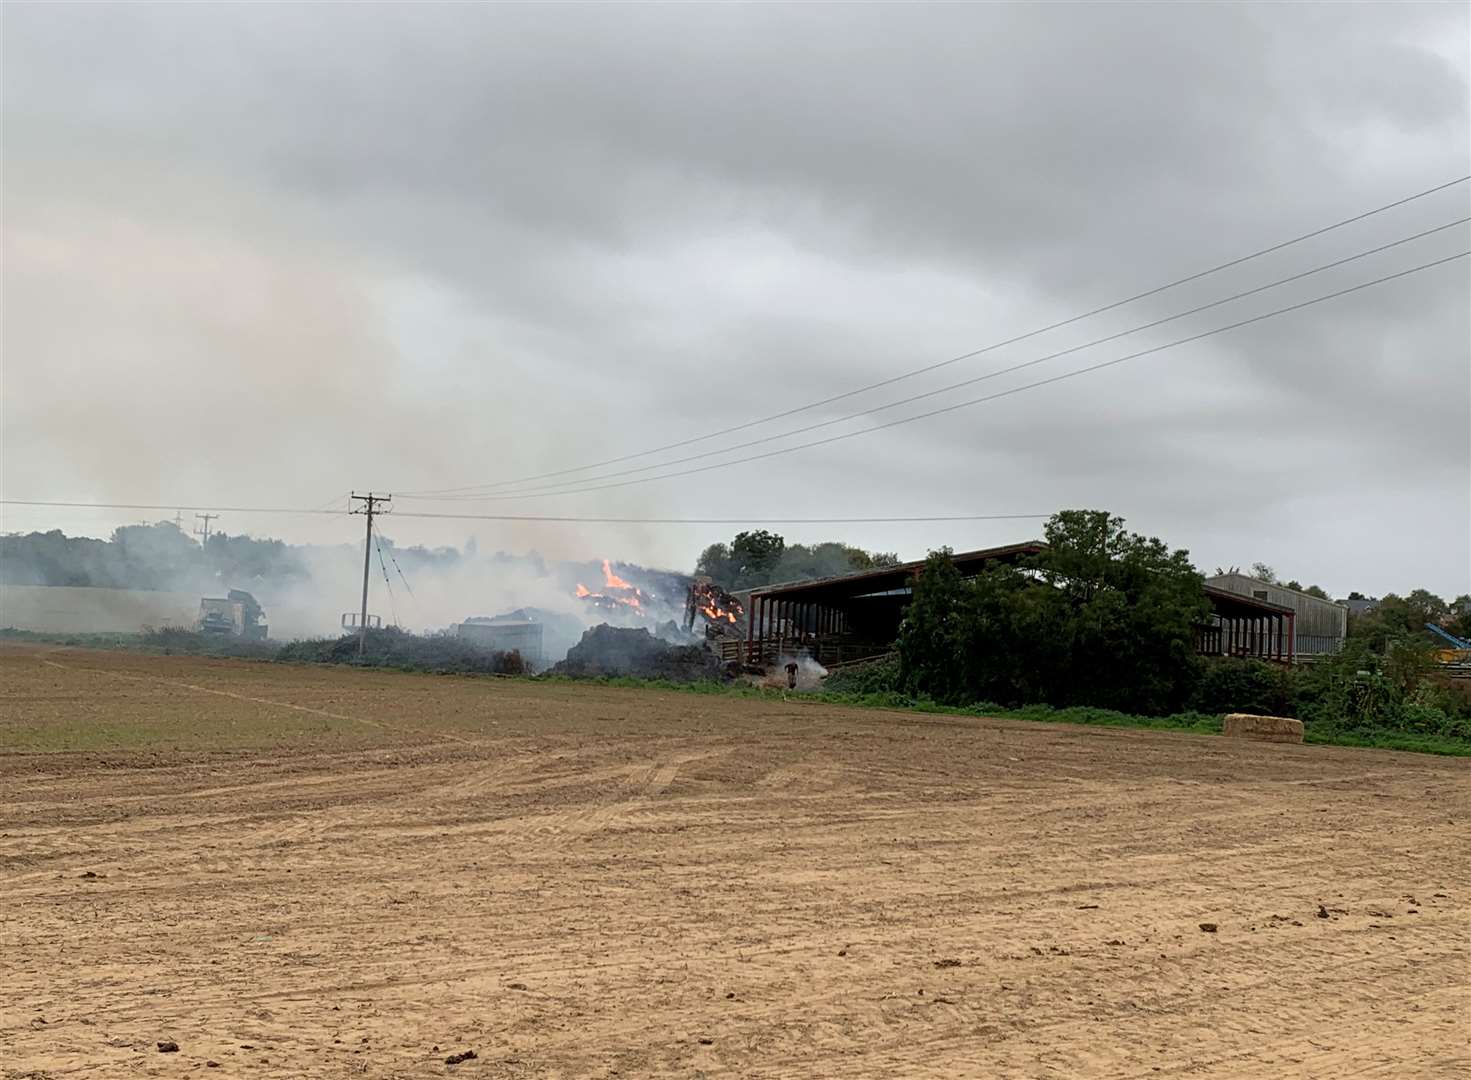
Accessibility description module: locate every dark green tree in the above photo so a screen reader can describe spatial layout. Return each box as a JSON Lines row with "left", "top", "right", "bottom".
{"left": 1449, "top": 595, "right": 1471, "bottom": 640}
{"left": 694, "top": 532, "right": 899, "bottom": 590}
{"left": 729, "top": 530, "right": 786, "bottom": 588}
{"left": 897, "top": 510, "right": 1208, "bottom": 714}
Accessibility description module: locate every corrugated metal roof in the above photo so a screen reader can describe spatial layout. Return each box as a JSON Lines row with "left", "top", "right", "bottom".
{"left": 747, "top": 541, "right": 1046, "bottom": 604}
{"left": 1202, "top": 584, "right": 1294, "bottom": 616}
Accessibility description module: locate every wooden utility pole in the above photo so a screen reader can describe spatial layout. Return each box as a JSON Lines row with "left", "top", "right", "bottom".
{"left": 349, "top": 493, "right": 391, "bottom": 657}
{"left": 194, "top": 513, "right": 218, "bottom": 546}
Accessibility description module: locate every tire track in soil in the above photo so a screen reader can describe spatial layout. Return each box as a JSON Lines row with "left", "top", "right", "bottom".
{"left": 37, "top": 656, "right": 479, "bottom": 747}
{"left": 5, "top": 650, "right": 1469, "bottom": 1079}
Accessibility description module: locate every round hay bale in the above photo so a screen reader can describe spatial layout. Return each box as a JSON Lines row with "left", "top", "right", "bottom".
{"left": 1222, "top": 713, "right": 1304, "bottom": 744}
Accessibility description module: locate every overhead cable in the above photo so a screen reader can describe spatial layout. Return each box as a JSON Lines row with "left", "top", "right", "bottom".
{"left": 408, "top": 218, "right": 1470, "bottom": 501}
{"left": 403, "top": 249, "right": 1468, "bottom": 501}
{"left": 401, "top": 174, "right": 1471, "bottom": 498}
{"left": 0, "top": 500, "right": 1051, "bottom": 525}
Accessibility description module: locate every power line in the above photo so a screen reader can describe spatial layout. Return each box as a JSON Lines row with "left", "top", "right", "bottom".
{"left": 392, "top": 511, "right": 1050, "bottom": 524}
{"left": 402, "top": 174, "right": 1471, "bottom": 498}
{"left": 408, "top": 218, "right": 1470, "bottom": 502}
{"left": 308, "top": 491, "right": 348, "bottom": 513}
{"left": 373, "top": 534, "right": 401, "bottom": 629}
{"left": 0, "top": 500, "right": 1052, "bottom": 525}
{"left": 384, "top": 545, "right": 417, "bottom": 599}
{"left": 403, "top": 248, "right": 1468, "bottom": 502}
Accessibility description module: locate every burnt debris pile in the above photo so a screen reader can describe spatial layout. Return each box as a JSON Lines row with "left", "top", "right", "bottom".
{"left": 552, "top": 624, "right": 723, "bottom": 683}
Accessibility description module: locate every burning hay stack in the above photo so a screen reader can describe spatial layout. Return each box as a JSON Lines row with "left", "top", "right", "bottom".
{"left": 683, "top": 578, "right": 745, "bottom": 639}
{"left": 574, "top": 559, "right": 653, "bottom": 617}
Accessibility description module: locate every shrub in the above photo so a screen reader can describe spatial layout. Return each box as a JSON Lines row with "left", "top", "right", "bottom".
{"left": 1190, "top": 658, "right": 1294, "bottom": 716}
{"left": 139, "top": 627, "right": 278, "bottom": 659}
{"left": 275, "top": 627, "right": 526, "bottom": 675}
{"left": 822, "top": 654, "right": 901, "bottom": 696}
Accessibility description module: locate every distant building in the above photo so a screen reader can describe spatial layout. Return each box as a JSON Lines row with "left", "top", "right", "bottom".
{"left": 1340, "top": 596, "right": 1380, "bottom": 617}
{"left": 457, "top": 619, "right": 543, "bottom": 667}
{"left": 1205, "top": 573, "right": 1347, "bottom": 655}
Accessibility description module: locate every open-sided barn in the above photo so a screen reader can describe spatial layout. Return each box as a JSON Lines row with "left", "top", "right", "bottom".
{"left": 735, "top": 544, "right": 1321, "bottom": 668}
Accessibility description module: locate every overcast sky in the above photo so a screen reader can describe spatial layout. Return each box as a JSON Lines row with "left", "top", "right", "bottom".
{"left": 3, "top": 2, "right": 1468, "bottom": 597}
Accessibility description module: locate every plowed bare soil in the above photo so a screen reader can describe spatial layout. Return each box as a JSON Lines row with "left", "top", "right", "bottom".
{"left": 2, "top": 645, "right": 1467, "bottom": 1078}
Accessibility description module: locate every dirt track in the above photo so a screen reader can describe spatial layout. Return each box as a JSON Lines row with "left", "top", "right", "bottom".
{"left": 2, "top": 646, "right": 1468, "bottom": 1078}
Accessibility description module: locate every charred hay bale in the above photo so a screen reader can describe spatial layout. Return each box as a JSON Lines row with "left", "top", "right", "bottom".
{"left": 555, "top": 625, "right": 667, "bottom": 676}
{"left": 1222, "top": 713, "right": 1304, "bottom": 744}
{"left": 553, "top": 625, "right": 721, "bottom": 683}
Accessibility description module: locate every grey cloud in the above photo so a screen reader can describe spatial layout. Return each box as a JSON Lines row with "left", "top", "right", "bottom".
{"left": 2, "top": 1, "right": 1467, "bottom": 597}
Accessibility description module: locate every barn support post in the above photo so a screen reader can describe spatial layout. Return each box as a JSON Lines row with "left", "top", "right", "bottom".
{"left": 759, "top": 596, "right": 767, "bottom": 664}
{"left": 749, "top": 597, "right": 757, "bottom": 664}
{"left": 765, "top": 598, "right": 773, "bottom": 663}
{"left": 746, "top": 595, "right": 756, "bottom": 665}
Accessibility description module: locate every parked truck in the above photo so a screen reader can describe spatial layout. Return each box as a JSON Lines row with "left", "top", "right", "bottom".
{"left": 198, "top": 589, "right": 268, "bottom": 639}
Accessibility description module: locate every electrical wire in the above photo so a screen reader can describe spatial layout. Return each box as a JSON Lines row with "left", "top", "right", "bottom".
{"left": 6, "top": 228, "right": 1463, "bottom": 535}
{"left": 401, "top": 174, "right": 1471, "bottom": 498}
{"left": 0, "top": 500, "right": 1052, "bottom": 525}
{"left": 373, "top": 534, "right": 401, "bottom": 628}
{"left": 385, "top": 546, "right": 417, "bottom": 600}
{"left": 8, "top": 221, "right": 1463, "bottom": 528}
{"left": 307, "top": 492, "right": 347, "bottom": 513}
{"left": 394, "top": 249, "right": 1471, "bottom": 502}
{"left": 406, "top": 218, "right": 1470, "bottom": 501}
{"left": 525, "top": 249, "right": 1470, "bottom": 498}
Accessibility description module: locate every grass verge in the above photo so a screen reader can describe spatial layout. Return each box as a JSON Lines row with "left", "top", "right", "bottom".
{"left": 538, "top": 674, "right": 1471, "bottom": 756}
{"left": 7, "top": 631, "right": 1467, "bottom": 757}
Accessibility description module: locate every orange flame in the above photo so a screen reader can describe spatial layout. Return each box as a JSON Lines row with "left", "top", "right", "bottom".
{"left": 575, "top": 561, "right": 646, "bottom": 613}
{"left": 602, "top": 559, "right": 632, "bottom": 590}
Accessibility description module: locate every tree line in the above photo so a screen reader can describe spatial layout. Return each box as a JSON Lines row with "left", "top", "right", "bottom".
{"left": 879, "top": 510, "right": 1469, "bottom": 744}
{"left": 0, "top": 524, "right": 310, "bottom": 591}
{"left": 695, "top": 530, "right": 899, "bottom": 591}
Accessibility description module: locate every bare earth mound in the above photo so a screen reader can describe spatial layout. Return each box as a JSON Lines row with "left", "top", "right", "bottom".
{"left": 2, "top": 645, "right": 1467, "bottom": 1078}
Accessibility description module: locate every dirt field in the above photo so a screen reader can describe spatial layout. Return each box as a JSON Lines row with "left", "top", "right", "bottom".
{"left": 3, "top": 645, "right": 1468, "bottom": 1079}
